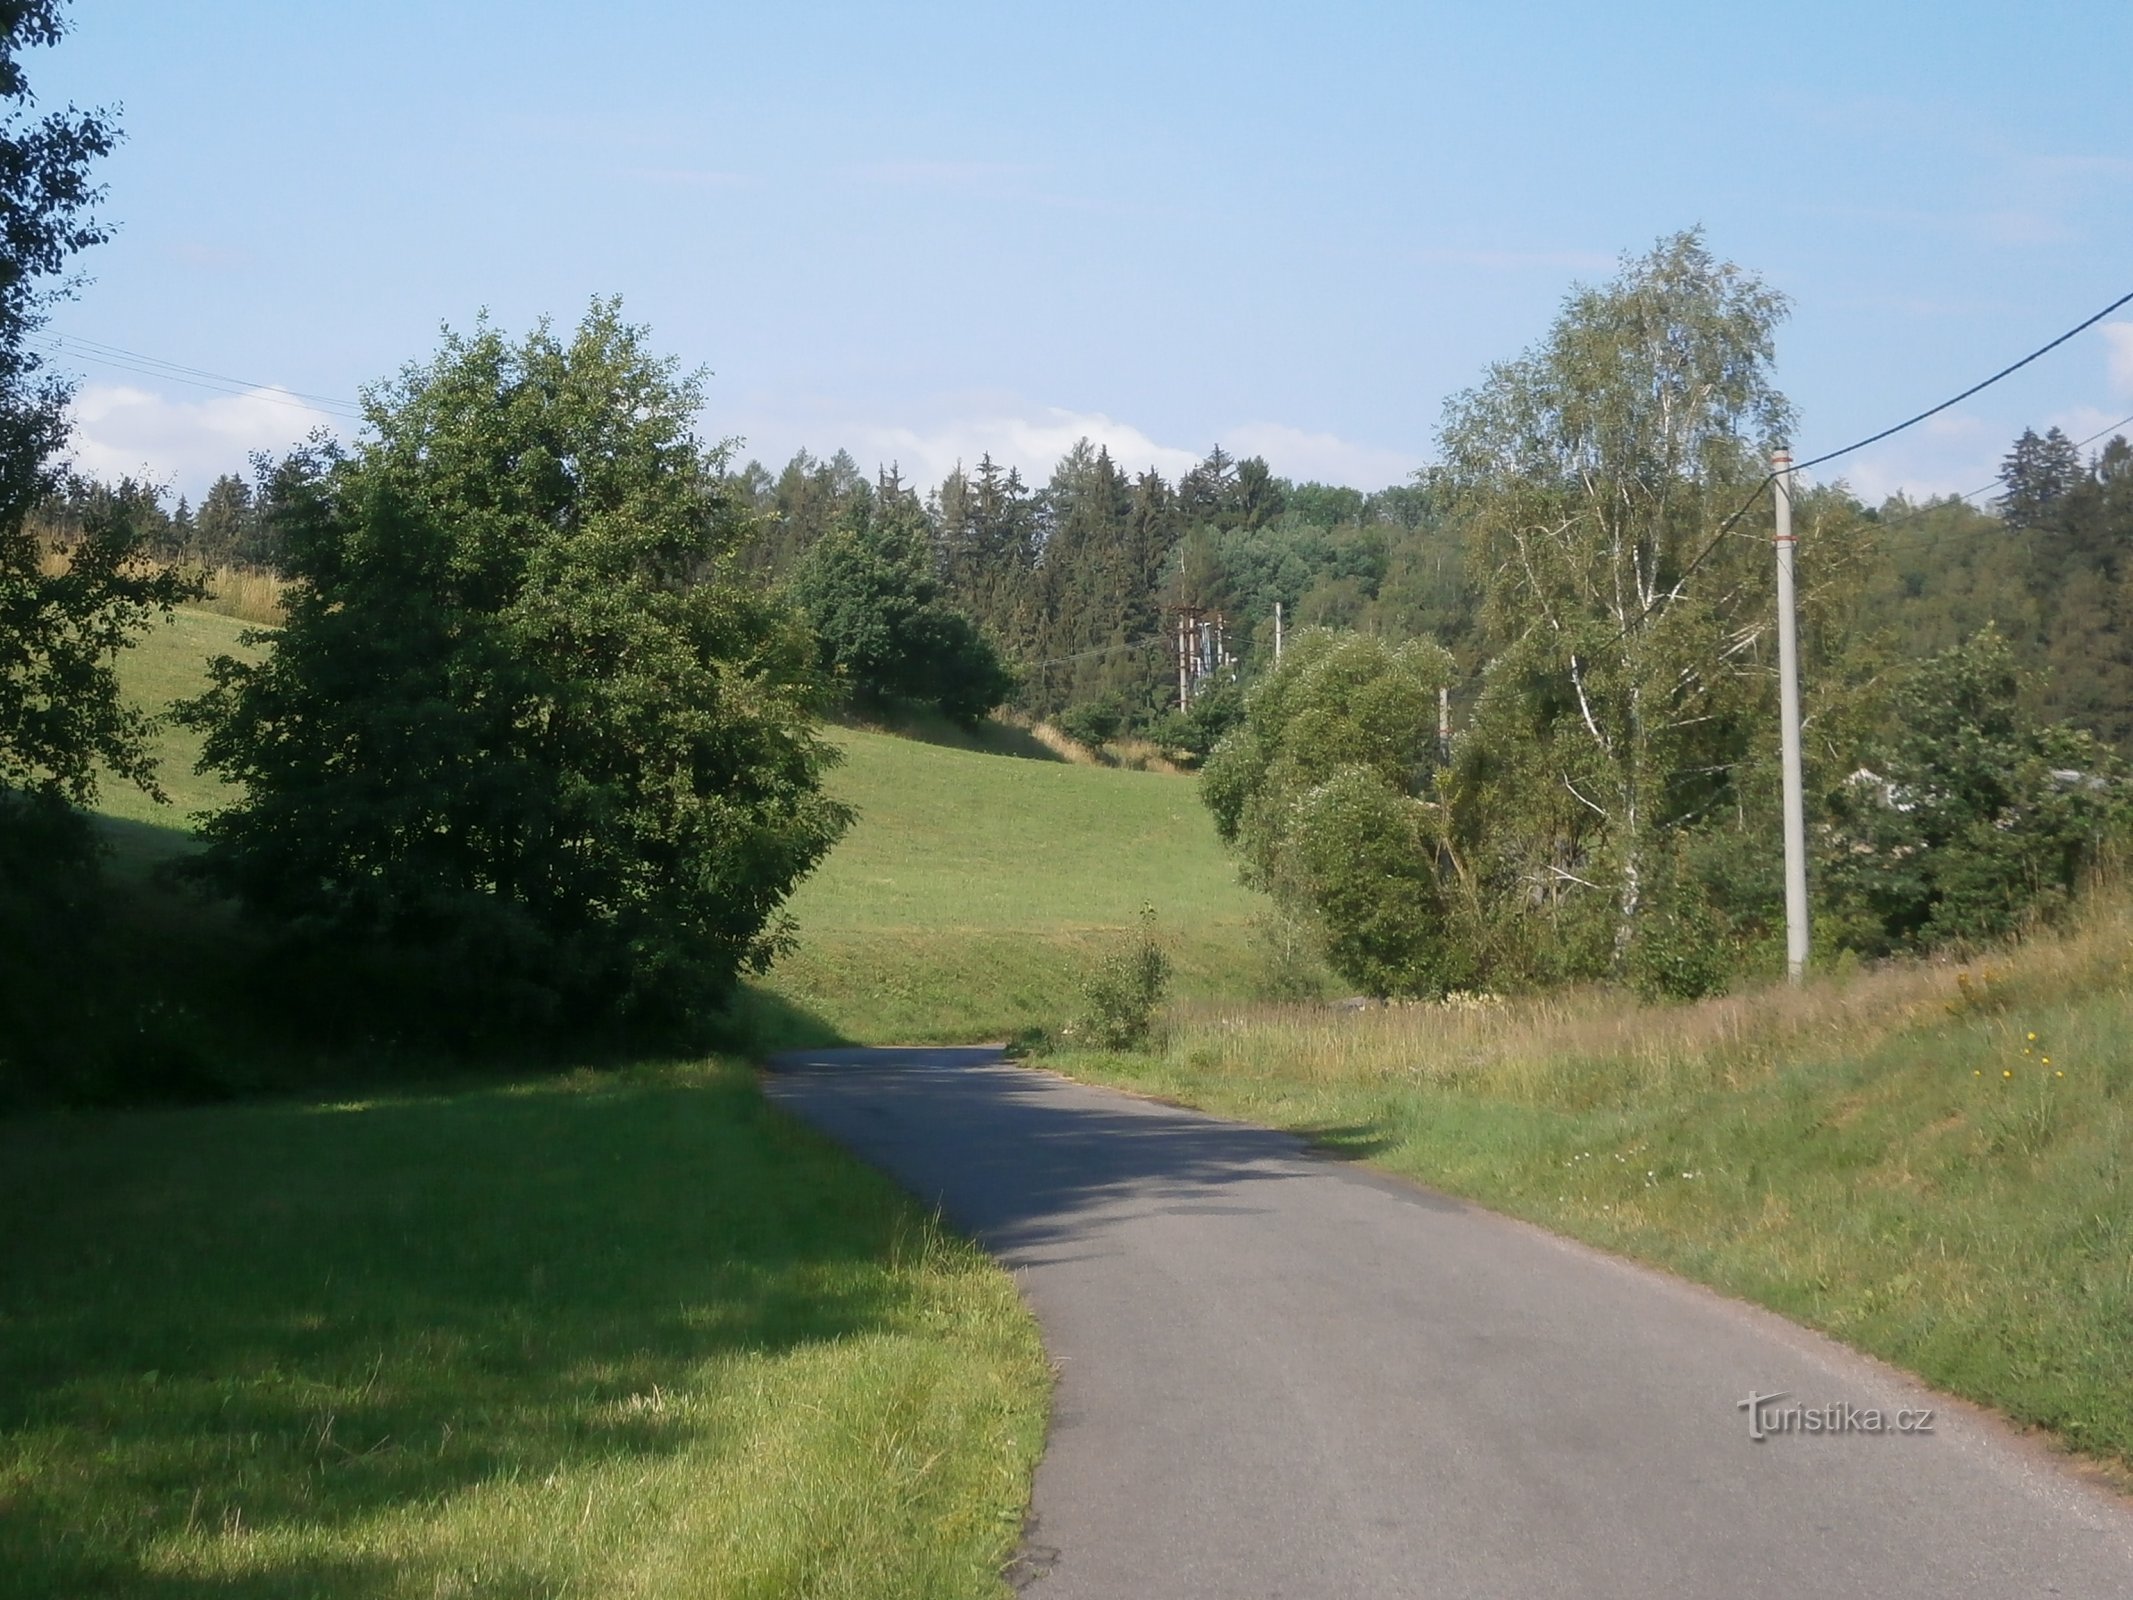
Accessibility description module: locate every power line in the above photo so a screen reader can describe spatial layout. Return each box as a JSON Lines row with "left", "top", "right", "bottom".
{"left": 1792, "top": 288, "right": 2133, "bottom": 475}
{"left": 1026, "top": 632, "right": 1168, "bottom": 670}
{"left": 34, "top": 332, "right": 365, "bottom": 420}
{"left": 1660, "top": 285, "right": 2133, "bottom": 607}
{"left": 1861, "top": 405, "right": 2133, "bottom": 544}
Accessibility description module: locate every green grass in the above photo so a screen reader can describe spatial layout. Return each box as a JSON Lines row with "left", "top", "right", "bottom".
{"left": 96, "top": 606, "right": 1267, "bottom": 1045}
{"left": 90, "top": 605, "right": 258, "bottom": 880}
{"left": 1056, "top": 910, "right": 2133, "bottom": 1478}
{"left": 756, "top": 723, "right": 1265, "bottom": 1043}
{"left": 0, "top": 1058, "right": 1049, "bottom": 1597}
{"left": 11, "top": 607, "right": 1055, "bottom": 1594}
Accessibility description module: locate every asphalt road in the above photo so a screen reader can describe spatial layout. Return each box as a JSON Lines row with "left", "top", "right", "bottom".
{"left": 765, "top": 1046, "right": 2133, "bottom": 1599}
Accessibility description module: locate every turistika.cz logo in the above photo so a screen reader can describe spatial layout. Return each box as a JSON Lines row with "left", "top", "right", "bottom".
{"left": 1737, "top": 1391, "right": 1936, "bottom": 1442}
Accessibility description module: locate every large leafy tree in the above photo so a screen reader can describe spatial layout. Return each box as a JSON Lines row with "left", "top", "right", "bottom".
{"left": 0, "top": 5, "right": 194, "bottom": 839}
{"left": 1822, "top": 629, "right": 2128, "bottom": 951}
{"left": 788, "top": 484, "right": 1016, "bottom": 727}
{"left": 183, "top": 304, "right": 851, "bottom": 1028}
{"left": 1441, "top": 229, "right": 1795, "bottom": 972}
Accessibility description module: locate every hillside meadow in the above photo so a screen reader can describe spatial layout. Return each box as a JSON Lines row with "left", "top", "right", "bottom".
{"left": 758, "top": 726, "right": 1262, "bottom": 1044}
{"left": 98, "top": 602, "right": 1269, "bottom": 1047}
{"left": 0, "top": 604, "right": 1062, "bottom": 1597}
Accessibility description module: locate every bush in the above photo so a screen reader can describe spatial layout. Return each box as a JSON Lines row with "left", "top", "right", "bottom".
{"left": 1077, "top": 904, "right": 1172, "bottom": 1050}
{"left": 1056, "top": 696, "right": 1125, "bottom": 750}
{"left": 1201, "top": 629, "right": 1465, "bottom": 997}
{"left": 1628, "top": 879, "right": 1733, "bottom": 1003}
{"left": 181, "top": 306, "right": 852, "bottom": 1036}
{"left": 1822, "top": 629, "right": 2131, "bottom": 955}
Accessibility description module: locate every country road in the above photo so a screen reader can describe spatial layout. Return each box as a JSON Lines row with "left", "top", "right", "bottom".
{"left": 765, "top": 1046, "right": 2133, "bottom": 1599}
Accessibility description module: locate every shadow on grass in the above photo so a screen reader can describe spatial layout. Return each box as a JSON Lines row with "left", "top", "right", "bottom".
{"left": 11, "top": 807, "right": 850, "bottom": 1110}
{"left": 89, "top": 811, "right": 202, "bottom": 883}
{"left": 834, "top": 704, "right": 1067, "bottom": 763}
{"left": 0, "top": 1064, "right": 924, "bottom": 1596}
{"left": 1295, "top": 1120, "right": 1403, "bottom": 1161}
{"left": 720, "top": 980, "right": 851, "bottom": 1054}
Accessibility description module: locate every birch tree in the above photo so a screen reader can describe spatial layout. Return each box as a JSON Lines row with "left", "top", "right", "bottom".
{"left": 1441, "top": 230, "right": 1793, "bottom": 971}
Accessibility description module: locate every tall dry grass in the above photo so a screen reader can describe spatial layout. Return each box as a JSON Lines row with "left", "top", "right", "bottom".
{"left": 35, "top": 542, "right": 286, "bottom": 625}
{"left": 1019, "top": 719, "right": 1184, "bottom": 773}
{"left": 191, "top": 564, "right": 286, "bottom": 625}
{"left": 1163, "top": 893, "right": 2133, "bottom": 1108}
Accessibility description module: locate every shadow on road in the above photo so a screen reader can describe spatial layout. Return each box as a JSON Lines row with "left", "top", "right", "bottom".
{"left": 765, "top": 1046, "right": 1323, "bottom": 1256}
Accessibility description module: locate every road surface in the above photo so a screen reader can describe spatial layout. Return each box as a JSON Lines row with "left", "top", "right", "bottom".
{"left": 765, "top": 1045, "right": 2133, "bottom": 1599}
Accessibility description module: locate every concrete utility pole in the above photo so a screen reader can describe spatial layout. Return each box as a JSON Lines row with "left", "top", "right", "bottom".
{"left": 1772, "top": 450, "right": 1810, "bottom": 983}
{"left": 1177, "top": 613, "right": 1190, "bottom": 709}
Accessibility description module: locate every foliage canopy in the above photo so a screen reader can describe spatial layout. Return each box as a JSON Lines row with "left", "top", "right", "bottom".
{"left": 183, "top": 305, "right": 852, "bottom": 1029}
{"left": 787, "top": 491, "right": 1015, "bottom": 727}
{"left": 1203, "top": 629, "right": 1464, "bottom": 996}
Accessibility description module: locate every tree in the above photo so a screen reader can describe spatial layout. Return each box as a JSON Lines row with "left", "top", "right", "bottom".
{"left": 182, "top": 305, "right": 852, "bottom": 1030}
{"left": 1201, "top": 628, "right": 1466, "bottom": 996}
{"left": 0, "top": 5, "right": 208, "bottom": 1092}
{"left": 0, "top": 6, "right": 194, "bottom": 836}
{"left": 1441, "top": 229, "right": 1794, "bottom": 971}
{"left": 788, "top": 492, "right": 1016, "bottom": 726}
{"left": 1822, "top": 629, "right": 2128, "bottom": 951}
{"left": 191, "top": 472, "right": 257, "bottom": 566}
{"left": 1998, "top": 426, "right": 2084, "bottom": 533}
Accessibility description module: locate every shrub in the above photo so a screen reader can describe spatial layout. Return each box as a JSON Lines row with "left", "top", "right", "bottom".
{"left": 1056, "top": 696, "right": 1125, "bottom": 751}
{"left": 1078, "top": 904, "right": 1173, "bottom": 1050}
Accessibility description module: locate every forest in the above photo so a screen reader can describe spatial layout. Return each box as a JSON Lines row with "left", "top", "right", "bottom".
{"left": 60, "top": 417, "right": 2130, "bottom": 755}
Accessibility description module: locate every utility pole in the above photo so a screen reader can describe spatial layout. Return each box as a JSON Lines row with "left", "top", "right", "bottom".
{"left": 1274, "top": 601, "right": 1284, "bottom": 662}
{"left": 1773, "top": 450, "right": 1810, "bottom": 983}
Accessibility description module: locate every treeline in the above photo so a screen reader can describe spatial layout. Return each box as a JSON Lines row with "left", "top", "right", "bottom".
{"left": 59, "top": 411, "right": 2129, "bottom": 765}
{"left": 1189, "top": 236, "right": 2133, "bottom": 1003}
{"left": 714, "top": 421, "right": 2132, "bottom": 760}
{"left": 31, "top": 469, "right": 286, "bottom": 571}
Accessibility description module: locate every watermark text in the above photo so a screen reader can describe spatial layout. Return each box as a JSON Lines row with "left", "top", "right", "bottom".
{"left": 1737, "top": 1390, "right": 1935, "bottom": 1442}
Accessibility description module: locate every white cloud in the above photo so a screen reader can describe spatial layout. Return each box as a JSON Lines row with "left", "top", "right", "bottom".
{"left": 850, "top": 408, "right": 1203, "bottom": 488}
{"left": 1817, "top": 410, "right": 2000, "bottom": 505}
{"left": 65, "top": 383, "right": 346, "bottom": 501}
{"left": 2102, "top": 321, "right": 2133, "bottom": 398}
{"left": 840, "top": 407, "right": 1420, "bottom": 493}
{"left": 1222, "top": 422, "right": 1420, "bottom": 488}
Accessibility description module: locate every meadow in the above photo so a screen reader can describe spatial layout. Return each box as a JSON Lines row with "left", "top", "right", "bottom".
{"left": 0, "top": 1058, "right": 1047, "bottom": 1597}
{"left": 756, "top": 724, "right": 1262, "bottom": 1043}
{"left": 2, "top": 607, "right": 1058, "bottom": 1597}
{"left": 47, "top": 591, "right": 2133, "bottom": 1555}
{"left": 99, "top": 602, "right": 1267, "bottom": 1046}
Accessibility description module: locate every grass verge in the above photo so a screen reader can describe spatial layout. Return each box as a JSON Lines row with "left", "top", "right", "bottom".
{"left": 1054, "top": 903, "right": 2133, "bottom": 1477}
{"left": 0, "top": 1058, "right": 1049, "bottom": 1598}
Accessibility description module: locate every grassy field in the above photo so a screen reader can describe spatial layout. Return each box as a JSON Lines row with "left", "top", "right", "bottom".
{"left": 91, "top": 605, "right": 257, "bottom": 874}
{"left": 1057, "top": 903, "right": 2133, "bottom": 1478}
{"left": 98, "top": 605, "right": 1266, "bottom": 1046}
{"left": 757, "top": 726, "right": 1263, "bottom": 1043}
{"left": 12, "top": 607, "right": 1055, "bottom": 1595}
{"left": 0, "top": 1058, "right": 1047, "bottom": 1597}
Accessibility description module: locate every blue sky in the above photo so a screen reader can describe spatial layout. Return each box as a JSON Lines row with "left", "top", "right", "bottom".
{"left": 34, "top": 0, "right": 2133, "bottom": 503}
